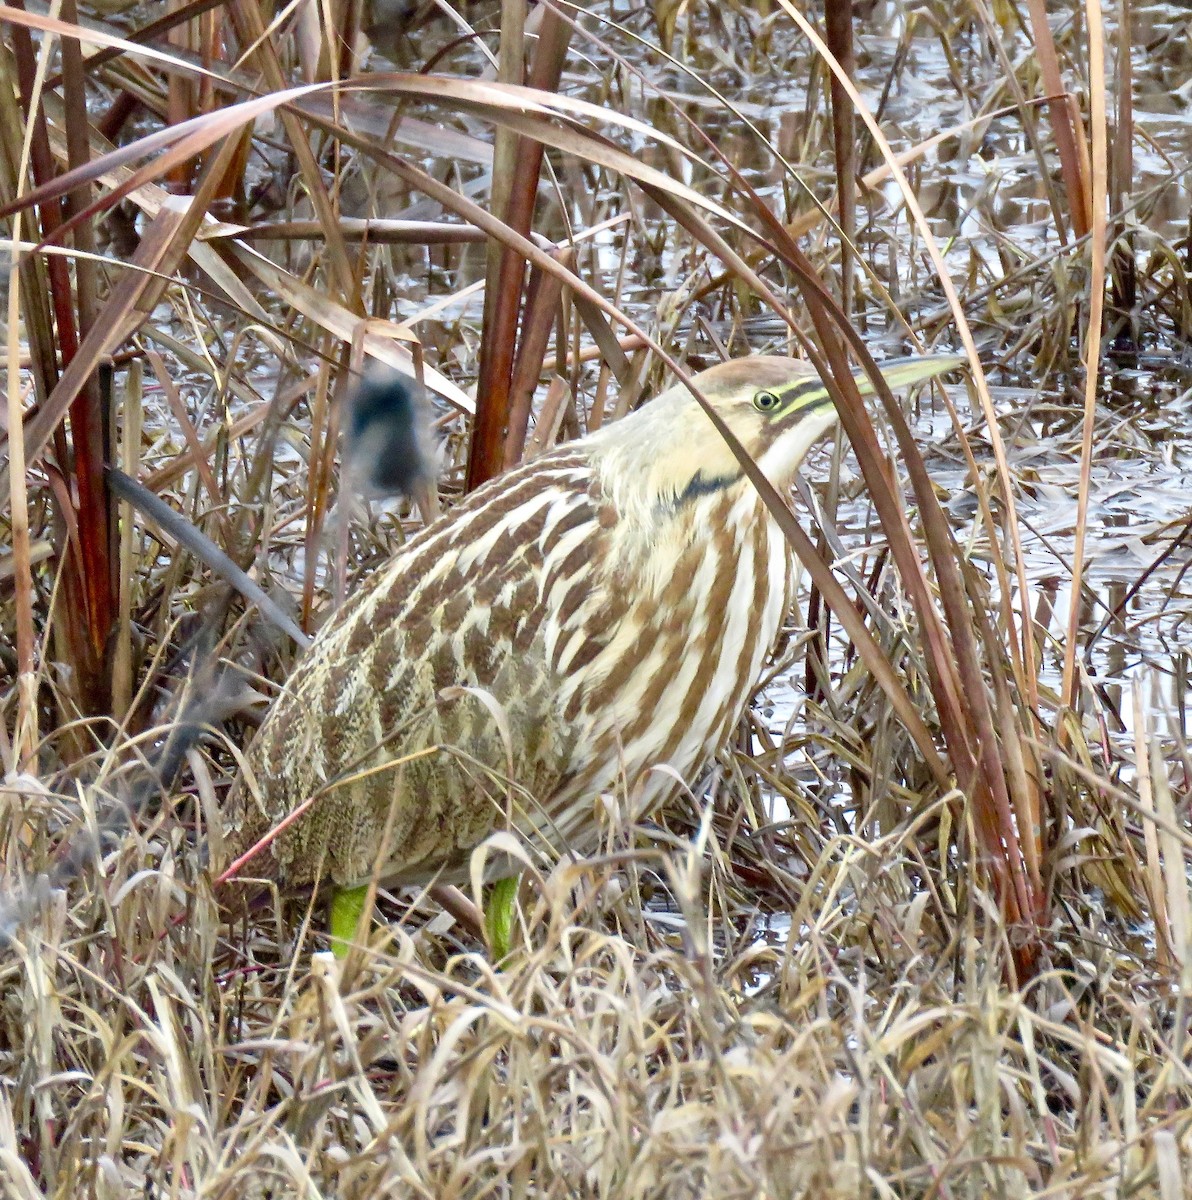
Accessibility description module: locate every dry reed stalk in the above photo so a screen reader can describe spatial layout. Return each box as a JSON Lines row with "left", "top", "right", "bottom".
{"left": 1059, "top": 0, "right": 1109, "bottom": 712}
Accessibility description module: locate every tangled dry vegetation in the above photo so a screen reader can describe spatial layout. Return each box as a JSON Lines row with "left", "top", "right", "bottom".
{"left": 1, "top": 0, "right": 1191, "bottom": 1197}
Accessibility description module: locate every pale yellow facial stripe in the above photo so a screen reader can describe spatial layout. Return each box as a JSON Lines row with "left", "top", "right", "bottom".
{"left": 766, "top": 376, "right": 833, "bottom": 414}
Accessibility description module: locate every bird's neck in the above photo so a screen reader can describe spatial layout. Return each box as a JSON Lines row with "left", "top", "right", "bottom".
{"left": 585, "top": 398, "right": 754, "bottom": 529}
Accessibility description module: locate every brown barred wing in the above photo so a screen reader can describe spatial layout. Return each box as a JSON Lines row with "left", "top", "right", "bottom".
{"left": 223, "top": 451, "right": 621, "bottom": 889}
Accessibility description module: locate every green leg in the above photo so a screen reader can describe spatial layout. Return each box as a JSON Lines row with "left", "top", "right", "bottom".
{"left": 485, "top": 875, "right": 520, "bottom": 961}
{"left": 332, "top": 879, "right": 518, "bottom": 960}
{"left": 329, "top": 884, "right": 370, "bottom": 959}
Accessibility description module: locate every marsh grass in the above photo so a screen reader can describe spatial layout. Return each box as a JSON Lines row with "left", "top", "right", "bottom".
{"left": 1, "top": 0, "right": 1191, "bottom": 1195}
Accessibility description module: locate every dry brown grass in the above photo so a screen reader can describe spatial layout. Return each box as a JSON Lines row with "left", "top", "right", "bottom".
{"left": 2, "top": 756, "right": 1189, "bottom": 1197}
{"left": 2, "top": 0, "right": 1192, "bottom": 1196}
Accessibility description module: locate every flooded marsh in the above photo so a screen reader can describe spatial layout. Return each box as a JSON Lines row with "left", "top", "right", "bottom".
{"left": 1, "top": 1, "right": 1191, "bottom": 1196}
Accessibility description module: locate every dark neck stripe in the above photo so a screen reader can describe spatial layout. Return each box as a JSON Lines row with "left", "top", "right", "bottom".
{"left": 669, "top": 468, "right": 742, "bottom": 510}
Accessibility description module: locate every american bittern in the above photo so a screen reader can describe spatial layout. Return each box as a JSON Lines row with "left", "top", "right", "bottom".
{"left": 223, "top": 354, "right": 958, "bottom": 922}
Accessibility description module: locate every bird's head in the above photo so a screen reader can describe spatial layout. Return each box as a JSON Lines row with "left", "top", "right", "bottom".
{"left": 590, "top": 353, "right": 963, "bottom": 520}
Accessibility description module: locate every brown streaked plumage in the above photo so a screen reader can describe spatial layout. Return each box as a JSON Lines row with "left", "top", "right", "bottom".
{"left": 222, "top": 354, "right": 957, "bottom": 892}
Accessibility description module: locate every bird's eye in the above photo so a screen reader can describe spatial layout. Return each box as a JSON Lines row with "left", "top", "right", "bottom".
{"left": 753, "top": 390, "right": 782, "bottom": 413}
